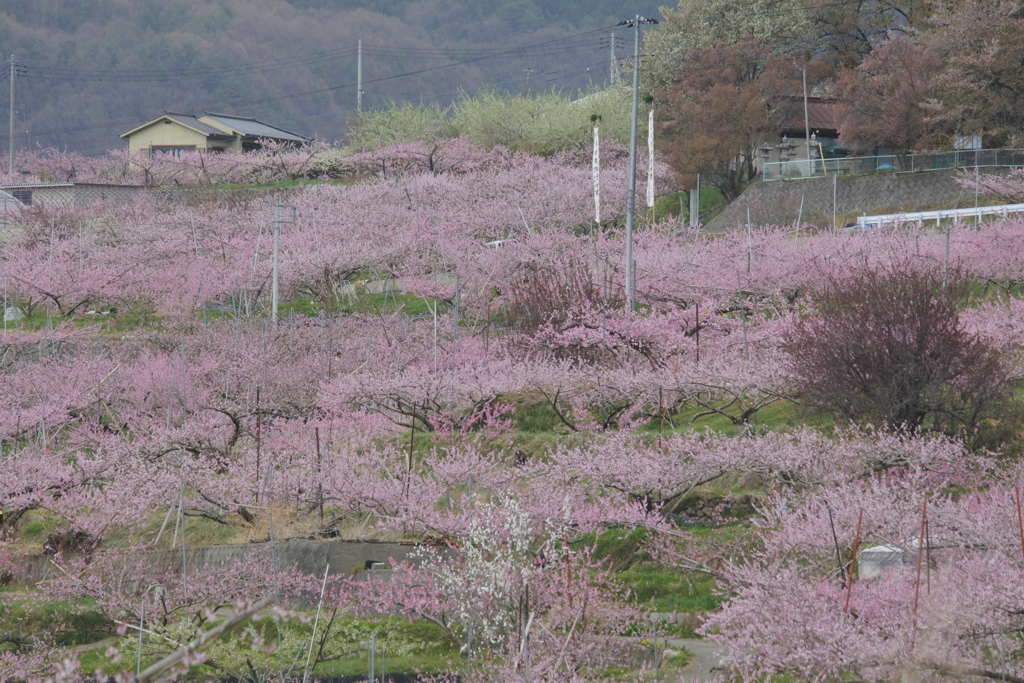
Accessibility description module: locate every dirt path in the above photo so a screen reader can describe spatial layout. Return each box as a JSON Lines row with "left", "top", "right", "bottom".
{"left": 667, "top": 638, "right": 725, "bottom": 681}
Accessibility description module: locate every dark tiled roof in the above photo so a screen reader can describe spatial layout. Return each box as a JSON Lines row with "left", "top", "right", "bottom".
{"left": 202, "top": 113, "right": 309, "bottom": 143}
{"left": 163, "top": 112, "right": 234, "bottom": 137}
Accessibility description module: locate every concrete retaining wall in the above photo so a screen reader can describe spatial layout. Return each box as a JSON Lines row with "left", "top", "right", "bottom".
{"left": 705, "top": 169, "right": 999, "bottom": 232}
{"left": 10, "top": 538, "right": 425, "bottom": 588}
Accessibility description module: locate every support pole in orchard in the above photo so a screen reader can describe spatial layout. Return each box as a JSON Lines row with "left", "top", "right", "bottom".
{"left": 690, "top": 174, "right": 700, "bottom": 229}
{"left": 302, "top": 564, "right": 330, "bottom": 683}
{"left": 592, "top": 116, "right": 601, "bottom": 227}
{"left": 271, "top": 198, "right": 296, "bottom": 326}
{"left": 647, "top": 105, "right": 656, "bottom": 223}
{"left": 913, "top": 499, "right": 928, "bottom": 629}
{"left": 844, "top": 509, "right": 863, "bottom": 614}
{"left": 1015, "top": 487, "right": 1024, "bottom": 563}
{"left": 272, "top": 199, "right": 281, "bottom": 324}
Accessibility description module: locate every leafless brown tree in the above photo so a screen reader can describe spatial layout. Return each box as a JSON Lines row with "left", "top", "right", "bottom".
{"left": 784, "top": 261, "right": 1009, "bottom": 435}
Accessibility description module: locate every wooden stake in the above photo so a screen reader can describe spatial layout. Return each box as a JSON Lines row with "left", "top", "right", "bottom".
{"left": 255, "top": 386, "right": 261, "bottom": 502}
{"left": 826, "top": 505, "right": 845, "bottom": 589}
{"left": 315, "top": 427, "right": 323, "bottom": 526}
{"left": 925, "top": 518, "right": 931, "bottom": 595}
{"left": 913, "top": 499, "right": 928, "bottom": 627}
{"left": 844, "top": 509, "right": 863, "bottom": 614}
{"left": 1016, "top": 487, "right": 1024, "bottom": 564}
{"left": 564, "top": 535, "right": 572, "bottom": 611}
{"left": 694, "top": 305, "right": 700, "bottom": 365}
{"left": 408, "top": 403, "right": 416, "bottom": 477}
{"left": 657, "top": 386, "right": 664, "bottom": 449}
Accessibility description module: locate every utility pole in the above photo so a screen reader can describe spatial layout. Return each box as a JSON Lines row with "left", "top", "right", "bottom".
{"left": 609, "top": 32, "right": 616, "bottom": 85}
{"left": 800, "top": 64, "right": 811, "bottom": 176}
{"left": 8, "top": 55, "right": 15, "bottom": 174}
{"left": 524, "top": 68, "right": 534, "bottom": 94}
{"left": 619, "top": 16, "right": 658, "bottom": 313}
{"left": 357, "top": 39, "right": 363, "bottom": 114}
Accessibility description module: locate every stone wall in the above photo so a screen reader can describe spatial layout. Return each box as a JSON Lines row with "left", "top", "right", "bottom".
{"left": 704, "top": 169, "right": 999, "bottom": 232}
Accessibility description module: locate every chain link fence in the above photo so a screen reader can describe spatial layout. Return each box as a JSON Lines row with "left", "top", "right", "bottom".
{"left": 764, "top": 149, "right": 1024, "bottom": 181}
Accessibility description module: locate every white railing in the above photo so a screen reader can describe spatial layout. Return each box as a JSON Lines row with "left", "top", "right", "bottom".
{"left": 854, "top": 202, "right": 1024, "bottom": 230}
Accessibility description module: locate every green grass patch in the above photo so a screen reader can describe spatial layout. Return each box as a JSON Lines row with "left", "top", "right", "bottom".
{"left": 206, "top": 289, "right": 445, "bottom": 322}
{"left": 0, "top": 592, "right": 113, "bottom": 648}
{"left": 1, "top": 302, "right": 160, "bottom": 334}
{"left": 513, "top": 401, "right": 563, "bottom": 433}
{"left": 619, "top": 565, "right": 722, "bottom": 614}
{"left": 657, "top": 396, "right": 811, "bottom": 436}
{"left": 576, "top": 527, "right": 654, "bottom": 571}
{"left": 209, "top": 178, "right": 331, "bottom": 191}
{"left": 73, "top": 613, "right": 460, "bottom": 680}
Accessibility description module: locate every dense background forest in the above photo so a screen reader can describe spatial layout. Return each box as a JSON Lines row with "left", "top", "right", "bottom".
{"left": 0, "top": 0, "right": 660, "bottom": 153}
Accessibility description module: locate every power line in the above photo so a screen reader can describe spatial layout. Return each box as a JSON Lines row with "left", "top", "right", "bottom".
{"left": 2, "top": 29, "right": 616, "bottom": 144}
{"left": 4, "top": 27, "right": 612, "bottom": 143}
{"left": 24, "top": 47, "right": 360, "bottom": 81}
{"left": 21, "top": 29, "right": 613, "bottom": 82}
{"left": 6, "top": 15, "right": 883, "bottom": 147}
{"left": 210, "top": 27, "right": 614, "bottom": 110}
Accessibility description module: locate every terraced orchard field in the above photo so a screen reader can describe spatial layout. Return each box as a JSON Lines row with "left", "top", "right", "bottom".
{"left": 4, "top": 141, "right": 1024, "bottom": 682}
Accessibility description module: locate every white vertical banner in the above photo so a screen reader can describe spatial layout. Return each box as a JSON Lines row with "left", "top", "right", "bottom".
{"left": 592, "top": 124, "right": 601, "bottom": 224}
{"left": 646, "top": 108, "right": 655, "bottom": 208}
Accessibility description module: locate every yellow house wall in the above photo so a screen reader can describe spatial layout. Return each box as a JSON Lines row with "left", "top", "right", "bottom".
{"left": 126, "top": 122, "right": 215, "bottom": 153}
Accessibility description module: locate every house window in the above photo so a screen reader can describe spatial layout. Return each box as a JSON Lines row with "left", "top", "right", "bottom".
{"left": 152, "top": 146, "right": 196, "bottom": 158}
{"left": 11, "top": 189, "right": 31, "bottom": 205}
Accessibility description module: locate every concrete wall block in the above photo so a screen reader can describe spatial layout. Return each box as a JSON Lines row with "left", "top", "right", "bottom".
{"left": 705, "top": 169, "right": 995, "bottom": 232}
{"left": 6, "top": 539, "right": 429, "bottom": 594}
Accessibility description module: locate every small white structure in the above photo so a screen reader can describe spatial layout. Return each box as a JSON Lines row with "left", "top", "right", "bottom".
{"left": 858, "top": 544, "right": 913, "bottom": 580}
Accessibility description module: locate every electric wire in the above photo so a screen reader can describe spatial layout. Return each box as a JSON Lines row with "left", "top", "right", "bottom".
{"left": 4, "top": 0, "right": 904, "bottom": 147}
{"left": 5, "top": 27, "right": 614, "bottom": 142}
{"left": 22, "top": 27, "right": 612, "bottom": 82}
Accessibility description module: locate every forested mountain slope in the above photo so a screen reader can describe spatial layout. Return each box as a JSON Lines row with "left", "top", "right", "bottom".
{"left": 0, "top": 0, "right": 660, "bottom": 153}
